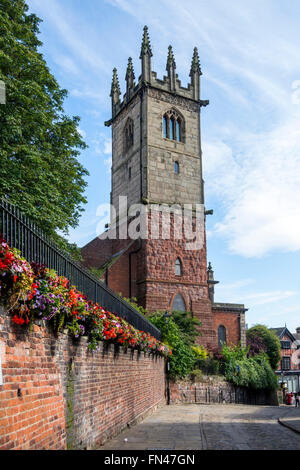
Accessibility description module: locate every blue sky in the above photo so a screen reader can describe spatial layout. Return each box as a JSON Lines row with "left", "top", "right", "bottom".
{"left": 27, "top": 0, "right": 300, "bottom": 332}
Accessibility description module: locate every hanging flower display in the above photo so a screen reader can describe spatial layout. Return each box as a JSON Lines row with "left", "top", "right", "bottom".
{"left": 0, "top": 238, "right": 171, "bottom": 358}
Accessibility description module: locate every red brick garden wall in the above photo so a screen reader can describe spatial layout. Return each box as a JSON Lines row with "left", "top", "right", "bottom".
{"left": 0, "top": 307, "right": 166, "bottom": 450}
{"left": 213, "top": 310, "right": 241, "bottom": 347}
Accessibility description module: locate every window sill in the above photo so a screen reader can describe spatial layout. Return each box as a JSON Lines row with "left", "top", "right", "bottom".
{"left": 163, "top": 138, "right": 184, "bottom": 146}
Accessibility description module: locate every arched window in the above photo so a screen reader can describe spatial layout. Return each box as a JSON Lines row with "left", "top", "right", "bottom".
{"left": 174, "top": 161, "right": 179, "bottom": 174}
{"left": 162, "top": 109, "right": 184, "bottom": 142}
{"left": 170, "top": 117, "right": 175, "bottom": 140}
{"left": 172, "top": 293, "right": 186, "bottom": 312}
{"left": 218, "top": 325, "right": 226, "bottom": 348}
{"left": 175, "top": 258, "right": 182, "bottom": 276}
{"left": 176, "top": 120, "right": 181, "bottom": 142}
{"left": 124, "top": 118, "right": 134, "bottom": 153}
{"left": 163, "top": 116, "right": 168, "bottom": 138}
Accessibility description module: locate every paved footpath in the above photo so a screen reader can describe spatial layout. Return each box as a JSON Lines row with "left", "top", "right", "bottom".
{"left": 99, "top": 404, "right": 300, "bottom": 451}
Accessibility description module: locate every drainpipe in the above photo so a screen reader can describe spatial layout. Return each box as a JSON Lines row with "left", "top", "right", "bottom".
{"left": 129, "top": 238, "right": 142, "bottom": 299}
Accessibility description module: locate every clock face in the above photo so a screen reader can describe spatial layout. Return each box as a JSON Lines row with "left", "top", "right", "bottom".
{"left": 291, "top": 349, "right": 300, "bottom": 368}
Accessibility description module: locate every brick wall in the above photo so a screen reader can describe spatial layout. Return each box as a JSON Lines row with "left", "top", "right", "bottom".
{"left": 0, "top": 307, "right": 166, "bottom": 450}
{"left": 213, "top": 310, "right": 241, "bottom": 347}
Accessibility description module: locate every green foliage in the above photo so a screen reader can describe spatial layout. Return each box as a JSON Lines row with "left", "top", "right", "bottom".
{"left": 221, "top": 344, "right": 278, "bottom": 390}
{"left": 222, "top": 343, "right": 249, "bottom": 361}
{"left": 170, "top": 311, "right": 202, "bottom": 348}
{"left": 0, "top": 0, "right": 88, "bottom": 237}
{"left": 148, "top": 312, "right": 195, "bottom": 379}
{"left": 192, "top": 345, "right": 221, "bottom": 375}
{"left": 196, "top": 357, "right": 220, "bottom": 376}
{"left": 122, "top": 297, "right": 148, "bottom": 316}
{"left": 191, "top": 345, "right": 208, "bottom": 360}
{"left": 246, "top": 325, "right": 281, "bottom": 370}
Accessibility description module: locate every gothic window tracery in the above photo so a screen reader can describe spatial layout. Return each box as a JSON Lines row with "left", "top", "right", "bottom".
{"left": 124, "top": 117, "right": 134, "bottom": 153}
{"left": 163, "top": 109, "right": 184, "bottom": 142}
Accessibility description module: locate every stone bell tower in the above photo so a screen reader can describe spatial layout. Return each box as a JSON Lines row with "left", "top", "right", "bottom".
{"left": 82, "top": 26, "right": 218, "bottom": 349}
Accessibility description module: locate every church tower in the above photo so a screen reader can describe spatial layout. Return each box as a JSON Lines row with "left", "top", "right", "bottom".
{"left": 95, "top": 26, "right": 216, "bottom": 349}
{"left": 82, "top": 27, "right": 246, "bottom": 351}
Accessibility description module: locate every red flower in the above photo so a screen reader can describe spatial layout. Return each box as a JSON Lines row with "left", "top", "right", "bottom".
{"left": 13, "top": 315, "right": 25, "bottom": 326}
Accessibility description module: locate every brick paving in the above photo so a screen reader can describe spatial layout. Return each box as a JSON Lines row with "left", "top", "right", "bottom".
{"left": 99, "top": 404, "right": 300, "bottom": 450}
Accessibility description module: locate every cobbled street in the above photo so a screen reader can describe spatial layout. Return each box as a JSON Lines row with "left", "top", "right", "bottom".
{"left": 99, "top": 404, "right": 300, "bottom": 451}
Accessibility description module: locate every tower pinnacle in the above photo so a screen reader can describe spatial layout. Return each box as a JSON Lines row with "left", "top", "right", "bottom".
{"left": 110, "top": 68, "right": 121, "bottom": 117}
{"left": 189, "top": 47, "right": 202, "bottom": 101}
{"left": 190, "top": 47, "right": 202, "bottom": 75}
{"left": 207, "top": 262, "right": 219, "bottom": 303}
{"left": 140, "top": 26, "right": 152, "bottom": 84}
{"left": 166, "top": 45, "right": 176, "bottom": 69}
{"left": 125, "top": 57, "right": 135, "bottom": 101}
{"left": 166, "top": 45, "right": 176, "bottom": 92}
{"left": 140, "top": 25, "right": 153, "bottom": 58}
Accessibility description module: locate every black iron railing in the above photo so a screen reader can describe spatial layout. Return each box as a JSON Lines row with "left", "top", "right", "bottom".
{"left": 0, "top": 198, "right": 161, "bottom": 340}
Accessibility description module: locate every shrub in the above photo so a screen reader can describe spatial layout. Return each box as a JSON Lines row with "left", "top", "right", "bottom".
{"left": 170, "top": 311, "right": 202, "bottom": 347}
{"left": 246, "top": 325, "right": 281, "bottom": 370}
{"left": 196, "top": 357, "right": 220, "bottom": 376}
{"left": 192, "top": 345, "right": 208, "bottom": 361}
{"left": 148, "top": 312, "right": 195, "bottom": 379}
{"left": 222, "top": 344, "right": 278, "bottom": 390}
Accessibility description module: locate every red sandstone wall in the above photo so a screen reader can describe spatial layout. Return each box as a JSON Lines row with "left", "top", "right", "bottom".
{"left": 0, "top": 307, "right": 166, "bottom": 450}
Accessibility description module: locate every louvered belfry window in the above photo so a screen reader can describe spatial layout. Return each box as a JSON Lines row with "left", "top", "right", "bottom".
{"left": 163, "top": 109, "right": 184, "bottom": 142}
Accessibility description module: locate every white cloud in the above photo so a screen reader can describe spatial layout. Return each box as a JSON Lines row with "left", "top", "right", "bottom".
{"left": 78, "top": 127, "right": 87, "bottom": 139}
{"left": 53, "top": 54, "right": 81, "bottom": 76}
{"left": 203, "top": 110, "right": 300, "bottom": 257}
{"left": 103, "top": 138, "right": 112, "bottom": 155}
{"left": 242, "top": 290, "right": 297, "bottom": 306}
{"left": 70, "top": 88, "right": 106, "bottom": 104}
{"left": 216, "top": 279, "right": 256, "bottom": 291}
{"left": 29, "top": 0, "right": 108, "bottom": 74}
{"left": 91, "top": 136, "right": 112, "bottom": 172}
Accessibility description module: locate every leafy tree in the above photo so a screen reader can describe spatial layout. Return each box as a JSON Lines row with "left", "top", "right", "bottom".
{"left": 247, "top": 333, "right": 267, "bottom": 358}
{"left": 0, "top": 0, "right": 88, "bottom": 242}
{"left": 246, "top": 325, "right": 281, "bottom": 370}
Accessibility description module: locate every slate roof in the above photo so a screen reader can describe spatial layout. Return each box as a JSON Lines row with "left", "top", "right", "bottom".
{"left": 269, "top": 327, "right": 296, "bottom": 342}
